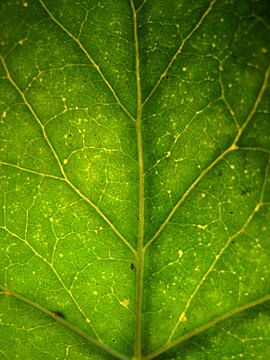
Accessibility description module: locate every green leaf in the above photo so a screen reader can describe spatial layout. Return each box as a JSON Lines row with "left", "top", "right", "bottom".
{"left": 1, "top": 0, "right": 270, "bottom": 359}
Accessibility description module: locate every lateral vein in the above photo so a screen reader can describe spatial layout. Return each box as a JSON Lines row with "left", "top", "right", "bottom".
{"left": 38, "top": 0, "right": 135, "bottom": 123}
{"left": 145, "top": 294, "right": 270, "bottom": 360}
{"left": 145, "top": 61, "right": 270, "bottom": 251}
{"left": 0, "top": 285, "right": 130, "bottom": 360}
{"left": 0, "top": 55, "right": 136, "bottom": 256}
{"left": 142, "top": 0, "right": 217, "bottom": 107}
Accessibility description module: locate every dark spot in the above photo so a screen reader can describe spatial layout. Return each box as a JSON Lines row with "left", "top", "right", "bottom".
{"left": 130, "top": 263, "right": 135, "bottom": 270}
{"left": 69, "top": 134, "right": 72, "bottom": 137}
{"left": 112, "top": 339, "right": 116, "bottom": 343}
{"left": 52, "top": 311, "right": 64, "bottom": 319}
{"left": 165, "top": 75, "right": 169, "bottom": 79}
{"left": 231, "top": 240, "right": 235, "bottom": 244}
{"left": 241, "top": 189, "right": 250, "bottom": 196}
{"left": 230, "top": 211, "right": 234, "bottom": 214}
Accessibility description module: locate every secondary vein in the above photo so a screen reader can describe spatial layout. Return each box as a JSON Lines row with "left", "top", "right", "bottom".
{"left": 0, "top": 285, "right": 129, "bottom": 360}
{"left": 38, "top": 0, "right": 135, "bottom": 123}
{"left": 145, "top": 294, "right": 270, "bottom": 360}
{"left": 145, "top": 61, "right": 270, "bottom": 251}
{"left": 0, "top": 55, "right": 136, "bottom": 257}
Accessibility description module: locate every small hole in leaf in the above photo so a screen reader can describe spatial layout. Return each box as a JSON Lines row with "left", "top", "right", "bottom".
{"left": 230, "top": 211, "right": 234, "bottom": 214}
{"left": 130, "top": 263, "right": 135, "bottom": 270}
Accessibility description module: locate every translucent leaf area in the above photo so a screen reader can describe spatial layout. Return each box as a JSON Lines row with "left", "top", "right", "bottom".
{"left": 1, "top": 0, "right": 270, "bottom": 359}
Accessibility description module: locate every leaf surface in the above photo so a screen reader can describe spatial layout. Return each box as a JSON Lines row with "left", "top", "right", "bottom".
{"left": 0, "top": 0, "right": 270, "bottom": 359}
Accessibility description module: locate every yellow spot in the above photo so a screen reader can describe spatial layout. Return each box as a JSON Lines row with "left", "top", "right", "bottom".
{"left": 120, "top": 298, "right": 129, "bottom": 309}
{"left": 178, "top": 249, "right": 183, "bottom": 257}
{"left": 229, "top": 144, "right": 238, "bottom": 151}
{"left": 23, "top": 2, "right": 28, "bottom": 7}
{"left": 1, "top": 111, "right": 7, "bottom": 121}
{"left": 261, "top": 47, "right": 268, "bottom": 54}
{"left": 86, "top": 318, "right": 91, "bottom": 324}
{"left": 197, "top": 224, "right": 207, "bottom": 230}
{"left": 182, "top": 67, "right": 187, "bottom": 72}
{"left": 255, "top": 204, "right": 260, "bottom": 212}
{"left": 63, "top": 159, "right": 68, "bottom": 165}
{"left": 180, "top": 313, "right": 187, "bottom": 321}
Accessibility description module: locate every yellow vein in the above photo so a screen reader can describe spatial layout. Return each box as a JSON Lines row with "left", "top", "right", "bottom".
{"left": 167, "top": 200, "right": 264, "bottom": 343}
{"left": 145, "top": 294, "right": 270, "bottom": 360}
{"left": 130, "top": 0, "right": 145, "bottom": 358}
{"left": 142, "top": 0, "right": 217, "bottom": 107}
{"left": 259, "top": 155, "right": 270, "bottom": 204}
{"left": 237, "top": 146, "right": 270, "bottom": 155}
{"left": 0, "top": 226, "right": 100, "bottom": 340}
{"left": 145, "top": 61, "right": 270, "bottom": 251}
{"left": 144, "top": 146, "right": 233, "bottom": 251}
{"left": 0, "top": 160, "right": 65, "bottom": 181}
{"left": 137, "top": 0, "right": 149, "bottom": 13}
{"left": 232, "top": 63, "right": 270, "bottom": 146}
{"left": 38, "top": 0, "right": 135, "bottom": 123}
{"left": 0, "top": 55, "right": 136, "bottom": 256}
{"left": 0, "top": 285, "right": 129, "bottom": 360}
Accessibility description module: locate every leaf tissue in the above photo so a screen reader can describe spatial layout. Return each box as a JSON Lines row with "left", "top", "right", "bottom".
{"left": 0, "top": 0, "right": 270, "bottom": 359}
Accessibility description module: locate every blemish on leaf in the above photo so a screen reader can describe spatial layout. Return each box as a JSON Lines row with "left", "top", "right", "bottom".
{"left": 18, "top": 38, "right": 27, "bottom": 45}
{"left": 120, "top": 298, "right": 129, "bottom": 309}
{"left": 52, "top": 311, "right": 64, "bottom": 318}
{"left": 178, "top": 249, "right": 183, "bottom": 257}
{"left": 229, "top": 144, "right": 238, "bottom": 151}
{"left": 1, "top": 111, "right": 7, "bottom": 122}
{"left": 130, "top": 263, "right": 135, "bottom": 270}
{"left": 180, "top": 313, "right": 187, "bottom": 321}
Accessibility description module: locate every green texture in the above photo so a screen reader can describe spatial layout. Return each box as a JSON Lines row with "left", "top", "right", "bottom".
{"left": 0, "top": 0, "right": 270, "bottom": 359}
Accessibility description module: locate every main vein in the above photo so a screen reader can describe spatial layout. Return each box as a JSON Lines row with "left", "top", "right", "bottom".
{"left": 130, "top": 1, "right": 144, "bottom": 359}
